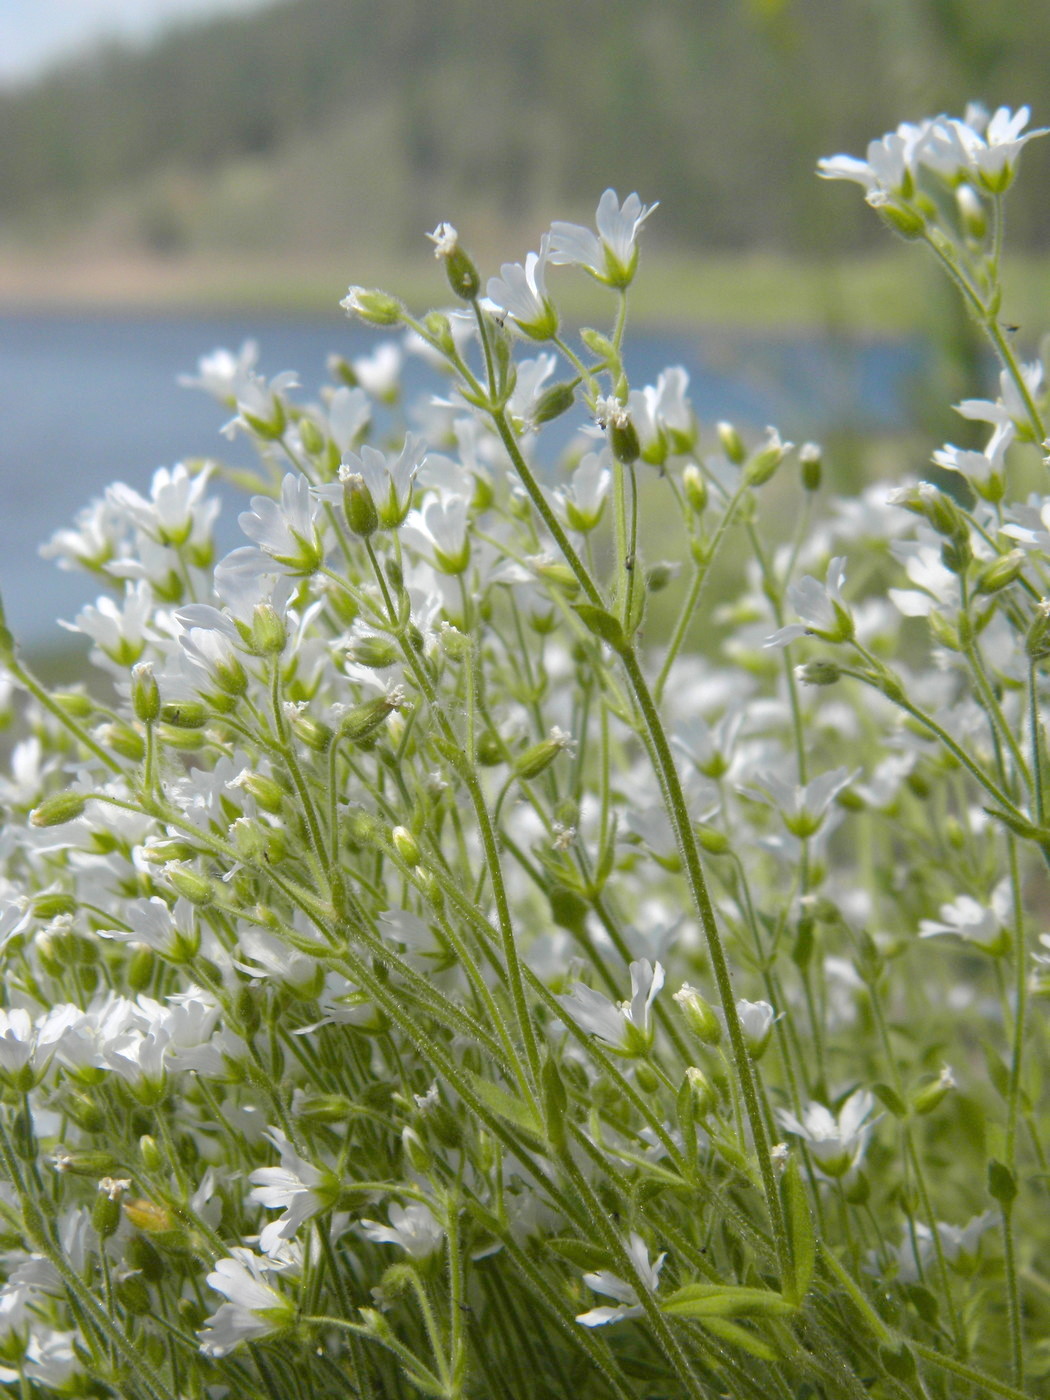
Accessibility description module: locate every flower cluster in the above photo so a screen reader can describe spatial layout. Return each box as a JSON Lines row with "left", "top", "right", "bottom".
{"left": 0, "top": 128, "right": 1045, "bottom": 1399}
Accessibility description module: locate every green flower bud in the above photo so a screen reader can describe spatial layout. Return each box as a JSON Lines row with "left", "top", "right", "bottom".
{"left": 99, "top": 722, "right": 145, "bottom": 762}
{"left": 340, "top": 286, "right": 404, "bottom": 326}
{"left": 250, "top": 603, "right": 287, "bottom": 656}
{"left": 402, "top": 1126, "right": 431, "bottom": 1174}
{"left": 93, "top": 1178, "right": 131, "bottom": 1239}
{"left": 338, "top": 690, "right": 405, "bottom": 744}
{"left": 298, "top": 417, "right": 325, "bottom": 456}
{"left": 911, "top": 1065, "right": 956, "bottom": 1116}
{"left": 425, "top": 221, "right": 480, "bottom": 300}
{"left": 290, "top": 711, "right": 333, "bottom": 752}
{"left": 391, "top": 825, "right": 421, "bottom": 867}
{"left": 795, "top": 659, "right": 842, "bottom": 686}
{"left": 745, "top": 429, "right": 792, "bottom": 487}
{"left": 514, "top": 727, "right": 574, "bottom": 780}
{"left": 127, "top": 945, "right": 156, "bottom": 992}
{"left": 975, "top": 549, "right": 1025, "bottom": 596}
{"left": 164, "top": 863, "right": 214, "bottom": 906}
{"left": 32, "top": 892, "right": 76, "bottom": 920}
{"left": 682, "top": 462, "right": 708, "bottom": 514}
{"left": 116, "top": 1275, "right": 152, "bottom": 1316}
{"left": 872, "top": 196, "right": 926, "bottom": 239}
{"left": 350, "top": 635, "right": 401, "bottom": 669}
{"left": 159, "top": 700, "right": 209, "bottom": 729}
{"left": 685, "top": 1066, "right": 719, "bottom": 1118}
{"left": 30, "top": 792, "right": 87, "bottom": 827}
{"left": 717, "top": 421, "right": 746, "bottom": 465}
{"left": 1026, "top": 600, "right": 1050, "bottom": 659}
{"left": 800, "top": 441, "right": 822, "bottom": 492}
{"left": 232, "top": 771, "right": 284, "bottom": 814}
{"left": 53, "top": 691, "right": 94, "bottom": 718}
{"left": 126, "top": 1234, "right": 164, "bottom": 1282}
{"left": 673, "top": 985, "right": 722, "bottom": 1045}
{"left": 532, "top": 382, "right": 577, "bottom": 425}
{"left": 342, "top": 471, "right": 379, "bottom": 538}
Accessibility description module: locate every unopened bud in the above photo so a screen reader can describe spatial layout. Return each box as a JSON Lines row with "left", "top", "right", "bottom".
{"left": 911, "top": 1065, "right": 956, "bottom": 1116}
{"left": 402, "top": 1126, "right": 431, "bottom": 1174}
{"left": 338, "top": 690, "right": 404, "bottom": 743}
{"left": 975, "top": 549, "right": 1025, "bottom": 596}
{"left": 290, "top": 711, "right": 333, "bottom": 752}
{"left": 800, "top": 442, "right": 822, "bottom": 492}
{"left": 1026, "top": 601, "right": 1050, "bottom": 659}
{"left": 682, "top": 463, "right": 708, "bottom": 514}
{"left": 342, "top": 471, "right": 379, "bottom": 538}
{"left": 955, "top": 183, "right": 987, "bottom": 241}
{"left": 870, "top": 195, "right": 926, "bottom": 239}
{"left": 30, "top": 792, "right": 87, "bottom": 828}
{"left": 717, "top": 421, "right": 746, "bottom": 465}
{"left": 533, "top": 382, "right": 576, "bottom": 425}
{"left": 514, "top": 727, "right": 574, "bottom": 780}
{"left": 391, "top": 825, "right": 421, "bottom": 866}
{"left": 340, "top": 286, "right": 404, "bottom": 327}
{"left": 746, "top": 429, "right": 792, "bottom": 487}
{"left": 298, "top": 417, "right": 325, "bottom": 456}
{"left": 131, "top": 663, "right": 161, "bottom": 724}
{"left": 673, "top": 984, "right": 722, "bottom": 1045}
{"left": 164, "top": 863, "right": 214, "bottom": 906}
{"left": 93, "top": 1178, "right": 131, "bottom": 1239}
{"left": 159, "top": 700, "right": 209, "bottom": 729}
{"left": 685, "top": 1066, "right": 719, "bottom": 1118}
{"left": 250, "top": 603, "right": 287, "bottom": 656}
{"left": 796, "top": 659, "right": 841, "bottom": 686}
{"left": 350, "top": 635, "right": 400, "bottom": 669}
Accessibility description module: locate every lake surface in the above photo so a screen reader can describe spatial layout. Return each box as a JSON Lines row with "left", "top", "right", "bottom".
{"left": 0, "top": 312, "right": 924, "bottom": 649}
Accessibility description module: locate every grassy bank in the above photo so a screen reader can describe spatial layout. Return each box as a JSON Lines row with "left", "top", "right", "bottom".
{"left": 4, "top": 244, "right": 1048, "bottom": 335}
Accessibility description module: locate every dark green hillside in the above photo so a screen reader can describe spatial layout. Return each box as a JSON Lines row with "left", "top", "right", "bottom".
{"left": 2, "top": 0, "right": 1050, "bottom": 265}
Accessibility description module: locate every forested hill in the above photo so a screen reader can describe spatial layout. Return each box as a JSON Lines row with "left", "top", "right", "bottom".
{"left": 2, "top": 0, "right": 1049, "bottom": 260}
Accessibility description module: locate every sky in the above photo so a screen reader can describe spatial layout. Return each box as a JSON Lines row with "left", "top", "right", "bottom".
{"left": 0, "top": 0, "right": 278, "bottom": 87}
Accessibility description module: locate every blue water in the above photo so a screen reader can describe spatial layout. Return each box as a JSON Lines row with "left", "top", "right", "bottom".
{"left": 0, "top": 312, "right": 924, "bottom": 648}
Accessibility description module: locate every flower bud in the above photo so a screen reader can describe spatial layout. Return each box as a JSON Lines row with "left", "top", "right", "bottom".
{"left": 717, "top": 421, "right": 746, "bottom": 465}
{"left": 127, "top": 945, "right": 156, "bottom": 991}
{"left": 533, "top": 382, "right": 577, "bottom": 425}
{"left": 955, "top": 183, "right": 987, "bottom": 241}
{"left": 340, "top": 287, "right": 404, "bottom": 326}
{"left": 685, "top": 1066, "right": 719, "bottom": 1118}
{"left": 98, "top": 722, "right": 145, "bottom": 761}
{"left": 426, "top": 221, "right": 480, "bottom": 300}
{"left": 290, "top": 711, "right": 332, "bottom": 752}
{"left": 122, "top": 1198, "right": 175, "bottom": 1235}
{"left": 30, "top": 792, "right": 87, "bottom": 828}
{"left": 1026, "top": 600, "right": 1050, "bottom": 659}
{"left": 131, "top": 663, "right": 161, "bottom": 724}
{"left": 800, "top": 441, "right": 822, "bottom": 492}
{"left": 250, "top": 603, "right": 287, "bottom": 656}
{"left": 53, "top": 691, "right": 94, "bottom": 718}
{"left": 93, "top": 1177, "right": 131, "bottom": 1240}
{"left": 402, "top": 1126, "right": 431, "bottom": 1174}
{"left": 514, "top": 727, "right": 574, "bottom": 780}
{"left": 736, "top": 998, "right": 775, "bottom": 1058}
{"left": 795, "top": 659, "right": 842, "bottom": 686}
{"left": 350, "top": 635, "right": 401, "bottom": 669}
{"left": 745, "top": 428, "right": 791, "bottom": 487}
{"left": 116, "top": 1275, "right": 153, "bottom": 1315}
{"left": 673, "top": 984, "right": 722, "bottom": 1045}
{"left": 164, "top": 862, "right": 214, "bottom": 906}
{"left": 392, "top": 825, "right": 421, "bottom": 867}
{"left": 342, "top": 471, "right": 379, "bottom": 538}
{"left": 911, "top": 1065, "right": 956, "bottom": 1116}
{"left": 869, "top": 194, "right": 926, "bottom": 238}
{"left": 338, "top": 690, "right": 404, "bottom": 743}
{"left": 682, "top": 463, "right": 708, "bottom": 514}
{"left": 159, "top": 700, "right": 209, "bottom": 729}
{"left": 975, "top": 549, "right": 1025, "bottom": 596}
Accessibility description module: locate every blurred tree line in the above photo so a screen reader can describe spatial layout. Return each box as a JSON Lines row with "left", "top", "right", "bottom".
{"left": 1, "top": 0, "right": 1048, "bottom": 258}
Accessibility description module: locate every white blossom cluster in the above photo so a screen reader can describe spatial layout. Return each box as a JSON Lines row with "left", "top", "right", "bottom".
{"left": 0, "top": 131, "right": 1045, "bottom": 1397}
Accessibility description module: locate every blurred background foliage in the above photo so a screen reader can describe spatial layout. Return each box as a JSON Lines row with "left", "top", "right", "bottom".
{"left": 1, "top": 0, "right": 1049, "bottom": 321}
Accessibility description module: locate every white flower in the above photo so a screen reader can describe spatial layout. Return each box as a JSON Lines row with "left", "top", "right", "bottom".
{"left": 401, "top": 498, "right": 470, "bottom": 574}
{"left": 555, "top": 449, "right": 612, "bottom": 532}
{"left": 105, "top": 463, "right": 217, "bottom": 550}
{"left": 777, "top": 1090, "right": 878, "bottom": 1178}
{"left": 818, "top": 121, "right": 931, "bottom": 198}
{"left": 765, "top": 557, "right": 852, "bottom": 647}
{"left": 198, "top": 1249, "right": 295, "bottom": 1357}
{"left": 486, "top": 234, "right": 557, "bottom": 338}
{"left": 919, "top": 881, "right": 1012, "bottom": 955}
{"left": 359, "top": 1201, "right": 444, "bottom": 1259}
{"left": 251, "top": 1128, "right": 336, "bottom": 1252}
{"left": 741, "top": 765, "right": 857, "bottom": 837}
{"left": 736, "top": 999, "right": 776, "bottom": 1057}
{"left": 549, "top": 189, "right": 658, "bottom": 286}
{"left": 576, "top": 1232, "right": 665, "bottom": 1327}
{"left": 179, "top": 340, "right": 259, "bottom": 403}
{"left": 350, "top": 342, "right": 403, "bottom": 399}
{"left": 557, "top": 959, "right": 665, "bottom": 1055}
{"left": 238, "top": 472, "right": 323, "bottom": 573}
{"left": 60, "top": 580, "right": 153, "bottom": 666}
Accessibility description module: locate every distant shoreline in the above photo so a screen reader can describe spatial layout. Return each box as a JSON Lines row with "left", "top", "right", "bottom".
{"left": 0, "top": 245, "right": 1010, "bottom": 337}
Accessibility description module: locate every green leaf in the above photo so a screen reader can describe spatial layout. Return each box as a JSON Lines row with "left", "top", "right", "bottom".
{"left": 695, "top": 1316, "right": 778, "bottom": 1361}
{"left": 872, "top": 1082, "right": 908, "bottom": 1119}
{"left": 662, "top": 1283, "right": 796, "bottom": 1319}
{"left": 465, "top": 1073, "right": 542, "bottom": 1140}
{"left": 547, "top": 1238, "right": 614, "bottom": 1271}
{"left": 987, "top": 1158, "right": 1018, "bottom": 1206}
{"left": 574, "top": 605, "right": 627, "bottom": 653}
{"left": 780, "top": 1157, "right": 815, "bottom": 1304}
